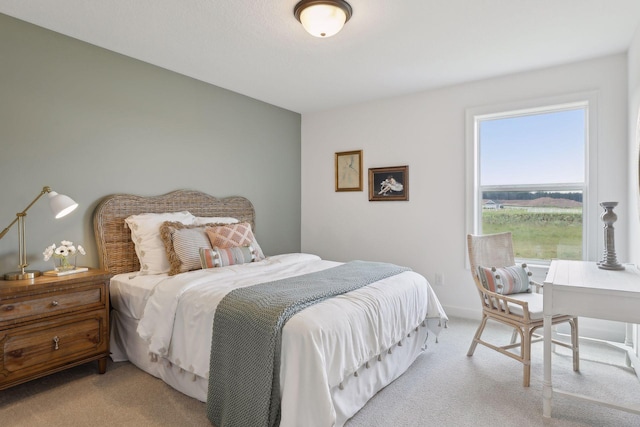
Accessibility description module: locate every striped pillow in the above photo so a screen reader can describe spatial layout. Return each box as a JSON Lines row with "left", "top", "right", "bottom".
{"left": 477, "top": 264, "right": 532, "bottom": 295}
{"left": 200, "top": 246, "right": 256, "bottom": 269}
{"left": 160, "top": 221, "right": 230, "bottom": 275}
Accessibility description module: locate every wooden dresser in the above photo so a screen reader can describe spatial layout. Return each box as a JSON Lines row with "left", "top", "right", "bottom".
{"left": 0, "top": 269, "right": 111, "bottom": 390}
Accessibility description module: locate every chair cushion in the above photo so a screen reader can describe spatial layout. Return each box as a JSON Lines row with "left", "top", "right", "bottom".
{"left": 478, "top": 264, "right": 531, "bottom": 294}
{"left": 504, "top": 292, "right": 544, "bottom": 320}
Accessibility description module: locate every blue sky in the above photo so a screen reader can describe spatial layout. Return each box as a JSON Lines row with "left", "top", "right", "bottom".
{"left": 480, "top": 108, "right": 585, "bottom": 186}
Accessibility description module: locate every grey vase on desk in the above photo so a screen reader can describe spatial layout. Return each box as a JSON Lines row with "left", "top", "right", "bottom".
{"left": 598, "top": 201, "right": 624, "bottom": 270}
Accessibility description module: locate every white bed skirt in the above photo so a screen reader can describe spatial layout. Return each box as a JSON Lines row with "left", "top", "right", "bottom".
{"left": 110, "top": 309, "right": 433, "bottom": 426}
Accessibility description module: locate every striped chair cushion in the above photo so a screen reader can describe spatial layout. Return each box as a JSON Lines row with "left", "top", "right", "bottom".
{"left": 205, "top": 222, "right": 265, "bottom": 260}
{"left": 478, "top": 264, "right": 532, "bottom": 295}
{"left": 200, "top": 246, "right": 256, "bottom": 269}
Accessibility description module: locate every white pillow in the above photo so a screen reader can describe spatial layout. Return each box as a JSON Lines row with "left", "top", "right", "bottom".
{"left": 125, "top": 211, "right": 196, "bottom": 275}
{"left": 192, "top": 216, "right": 239, "bottom": 226}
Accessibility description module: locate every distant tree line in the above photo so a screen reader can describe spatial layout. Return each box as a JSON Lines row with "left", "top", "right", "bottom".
{"left": 482, "top": 191, "right": 582, "bottom": 202}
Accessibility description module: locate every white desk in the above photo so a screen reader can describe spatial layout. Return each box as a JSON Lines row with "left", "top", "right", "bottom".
{"left": 543, "top": 260, "right": 640, "bottom": 417}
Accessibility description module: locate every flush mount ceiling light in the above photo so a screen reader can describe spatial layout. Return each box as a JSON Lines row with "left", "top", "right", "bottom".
{"left": 294, "top": 0, "right": 353, "bottom": 38}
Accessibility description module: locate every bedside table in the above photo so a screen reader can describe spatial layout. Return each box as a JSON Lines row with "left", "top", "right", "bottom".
{"left": 0, "top": 268, "right": 111, "bottom": 390}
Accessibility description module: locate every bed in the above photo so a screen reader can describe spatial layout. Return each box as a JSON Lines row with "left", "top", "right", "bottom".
{"left": 93, "top": 189, "right": 447, "bottom": 427}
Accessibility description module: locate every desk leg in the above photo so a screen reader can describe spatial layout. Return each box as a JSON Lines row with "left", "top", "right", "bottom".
{"left": 543, "top": 292, "right": 552, "bottom": 417}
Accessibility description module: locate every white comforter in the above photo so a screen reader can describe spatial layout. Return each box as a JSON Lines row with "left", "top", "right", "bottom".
{"left": 136, "top": 253, "right": 447, "bottom": 426}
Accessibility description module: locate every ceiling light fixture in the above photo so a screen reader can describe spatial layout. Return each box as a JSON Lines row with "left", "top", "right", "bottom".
{"left": 294, "top": 0, "right": 353, "bottom": 38}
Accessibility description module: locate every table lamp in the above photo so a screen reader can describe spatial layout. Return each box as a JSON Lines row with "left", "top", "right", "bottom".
{"left": 0, "top": 186, "right": 78, "bottom": 280}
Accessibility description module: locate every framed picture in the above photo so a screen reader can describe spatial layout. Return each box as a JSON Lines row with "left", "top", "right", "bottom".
{"left": 368, "top": 165, "right": 409, "bottom": 201}
{"left": 335, "top": 150, "right": 363, "bottom": 192}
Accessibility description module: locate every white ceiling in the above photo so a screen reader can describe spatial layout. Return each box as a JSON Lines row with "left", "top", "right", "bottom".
{"left": 1, "top": 0, "right": 640, "bottom": 113}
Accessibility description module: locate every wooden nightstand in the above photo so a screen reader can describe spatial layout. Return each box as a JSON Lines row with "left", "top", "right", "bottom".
{"left": 0, "top": 268, "right": 111, "bottom": 390}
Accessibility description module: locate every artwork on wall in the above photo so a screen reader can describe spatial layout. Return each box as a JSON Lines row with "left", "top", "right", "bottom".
{"left": 335, "top": 150, "right": 363, "bottom": 192}
{"left": 368, "top": 165, "right": 409, "bottom": 201}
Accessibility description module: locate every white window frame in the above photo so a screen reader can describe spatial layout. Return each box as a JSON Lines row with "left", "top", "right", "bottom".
{"left": 465, "top": 92, "right": 599, "bottom": 268}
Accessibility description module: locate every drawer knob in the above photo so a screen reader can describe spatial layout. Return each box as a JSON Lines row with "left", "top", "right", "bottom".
{"left": 53, "top": 336, "right": 60, "bottom": 350}
{"left": 8, "top": 349, "right": 23, "bottom": 358}
{"left": 51, "top": 300, "right": 59, "bottom": 307}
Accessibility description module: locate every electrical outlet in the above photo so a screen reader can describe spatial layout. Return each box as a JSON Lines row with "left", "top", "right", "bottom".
{"left": 435, "top": 272, "right": 444, "bottom": 286}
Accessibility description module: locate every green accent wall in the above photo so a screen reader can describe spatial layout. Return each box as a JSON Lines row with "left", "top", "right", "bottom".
{"left": 0, "top": 13, "right": 301, "bottom": 272}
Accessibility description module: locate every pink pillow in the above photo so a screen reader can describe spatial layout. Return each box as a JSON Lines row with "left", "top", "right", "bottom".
{"left": 205, "top": 222, "right": 265, "bottom": 260}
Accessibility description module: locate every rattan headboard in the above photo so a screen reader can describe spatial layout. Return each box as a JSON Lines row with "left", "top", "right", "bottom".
{"left": 93, "top": 190, "right": 255, "bottom": 276}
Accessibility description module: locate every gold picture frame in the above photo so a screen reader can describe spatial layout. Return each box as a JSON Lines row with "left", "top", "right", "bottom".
{"left": 335, "top": 150, "right": 363, "bottom": 192}
{"left": 369, "top": 165, "right": 409, "bottom": 201}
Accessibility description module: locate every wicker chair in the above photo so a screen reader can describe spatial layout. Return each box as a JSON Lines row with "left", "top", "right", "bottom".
{"left": 466, "top": 232, "right": 579, "bottom": 387}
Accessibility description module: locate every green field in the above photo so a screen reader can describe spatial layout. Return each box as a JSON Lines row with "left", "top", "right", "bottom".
{"left": 482, "top": 209, "right": 582, "bottom": 260}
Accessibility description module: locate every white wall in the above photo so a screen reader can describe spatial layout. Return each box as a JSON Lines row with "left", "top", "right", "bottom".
{"left": 628, "top": 12, "right": 640, "bottom": 269}
{"left": 627, "top": 21, "right": 640, "bottom": 355}
{"left": 302, "top": 54, "right": 629, "bottom": 339}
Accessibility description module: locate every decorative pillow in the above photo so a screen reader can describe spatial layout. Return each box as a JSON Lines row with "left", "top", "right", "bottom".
{"left": 192, "top": 216, "right": 239, "bottom": 226}
{"left": 125, "top": 211, "right": 196, "bottom": 275}
{"left": 205, "top": 222, "right": 265, "bottom": 260}
{"left": 159, "top": 222, "right": 216, "bottom": 275}
{"left": 200, "top": 246, "right": 256, "bottom": 269}
{"left": 477, "top": 264, "right": 532, "bottom": 295}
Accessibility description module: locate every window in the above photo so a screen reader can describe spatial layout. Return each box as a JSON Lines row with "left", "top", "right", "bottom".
{"left": 466, "top": 94, "right": 597, "bottom": 264}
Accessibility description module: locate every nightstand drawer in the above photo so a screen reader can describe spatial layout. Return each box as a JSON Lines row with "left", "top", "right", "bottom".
{"left": 0, "top": 269, "right": 111, "bottom": 390}
{"left": 0, "top": 311, "right": 108, "bottom": 379}
{"left": 0, "top": 284, "right": 105, "bottom": 324}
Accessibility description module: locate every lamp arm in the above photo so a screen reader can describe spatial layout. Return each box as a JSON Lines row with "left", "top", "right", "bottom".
{"left": 0, "top": 186, "right": 51, "bottom": 240}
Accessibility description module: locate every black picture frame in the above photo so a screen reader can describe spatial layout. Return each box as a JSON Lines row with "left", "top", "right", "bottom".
{"left": 368, "top": 166, "right": 409, "bottom": 201}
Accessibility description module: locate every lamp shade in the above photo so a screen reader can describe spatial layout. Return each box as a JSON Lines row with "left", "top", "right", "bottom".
{"left": 48, "top": 191, "right": 78, "bottom": 219}
{"left": 294, "top": 0, "right": 352, "bottom": 38}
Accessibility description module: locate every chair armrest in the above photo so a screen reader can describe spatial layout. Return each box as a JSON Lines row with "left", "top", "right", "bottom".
{"left": 530, "top": 279, "right": 543, "bottom": 293}
{"left": 477, "top": 286, "right": 531, "bottom": 321}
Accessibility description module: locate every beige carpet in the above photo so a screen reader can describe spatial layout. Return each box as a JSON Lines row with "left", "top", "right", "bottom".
{"left": 1, "top": 317, "right": 639, "bottom": 427}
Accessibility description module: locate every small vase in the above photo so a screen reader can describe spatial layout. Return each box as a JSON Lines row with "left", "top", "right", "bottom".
{"left": 55, "top": 257, "right": 75, "bottom": 272}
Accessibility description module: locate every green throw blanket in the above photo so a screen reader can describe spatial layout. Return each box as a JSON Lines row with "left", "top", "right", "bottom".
{"left": 206, "top": 260, "right": 410, "bottom": 427}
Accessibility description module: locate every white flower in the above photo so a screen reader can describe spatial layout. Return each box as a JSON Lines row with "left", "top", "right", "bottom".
{"left": 55, "top": 246, "right": 69, "bottom": 257}
{"left": 43, "top": 244, "right": 56, "bottom": 261}
{"left": 44, "top": 240, "right": 85, "bottom": 263}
